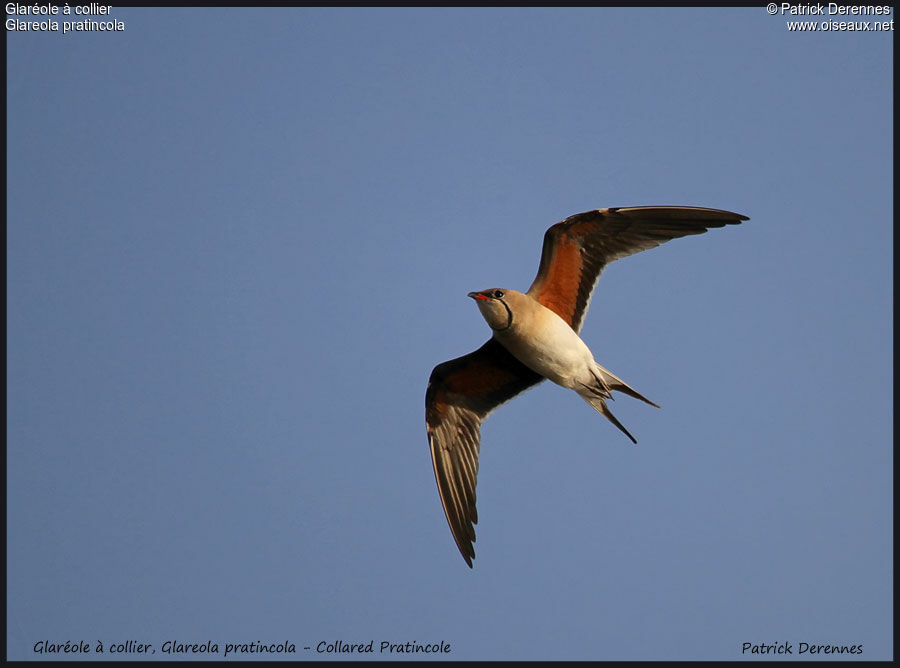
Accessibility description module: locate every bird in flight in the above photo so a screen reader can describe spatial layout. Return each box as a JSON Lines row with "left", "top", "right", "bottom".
{"left": 425, "top": 205, "right": 748, "bottom": 567}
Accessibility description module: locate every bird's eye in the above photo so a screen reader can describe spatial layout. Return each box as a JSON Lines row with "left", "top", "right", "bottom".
{"left": 493, "top": 290, "right": 504, "bottom": 298}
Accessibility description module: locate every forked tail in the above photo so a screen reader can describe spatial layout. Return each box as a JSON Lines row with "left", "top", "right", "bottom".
{"left": 593, "top": 363, "right": 659, "bottom": 409}
{"left": 577, "top": 363, "right": 659, "bottom": 444}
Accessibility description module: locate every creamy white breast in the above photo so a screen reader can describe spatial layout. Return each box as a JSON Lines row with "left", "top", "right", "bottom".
{"left": 494, "top": 300, "right": 595, "bottom": 389}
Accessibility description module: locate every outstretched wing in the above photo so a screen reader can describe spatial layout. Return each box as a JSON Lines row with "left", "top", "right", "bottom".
{"left": 527, "top": 206, "right": 748, "bottom": 332}
{"left": 426, "top": 338, "right": 543, "bottom": 567}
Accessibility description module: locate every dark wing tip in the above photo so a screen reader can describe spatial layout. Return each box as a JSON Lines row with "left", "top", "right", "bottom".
{"left": 426, "top": 339, "right": 543, "bottom": 568}
{"left": 426, "top": 390, "right": 481, "bottom": 568}
{"left": 528, "top": 205, "right": 748, "bottom": 331}
{"left": 607, "top": 205, "right": 749, "bottom": 223}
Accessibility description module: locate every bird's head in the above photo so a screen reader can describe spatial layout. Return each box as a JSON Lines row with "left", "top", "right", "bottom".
{"left": 468, "top": 289, "right": 518, "bottom": 332}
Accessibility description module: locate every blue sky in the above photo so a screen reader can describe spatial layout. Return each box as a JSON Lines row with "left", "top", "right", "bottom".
{"left": 7, "top": 7, "right": 892, "bottom": 662}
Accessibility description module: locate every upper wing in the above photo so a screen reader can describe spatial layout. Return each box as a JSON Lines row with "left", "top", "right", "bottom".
{"left": 426, "top": 338, "right": 543, "bottom": 567}
{"left": 526, "top": 206, "right": 748, "bottom": 332}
